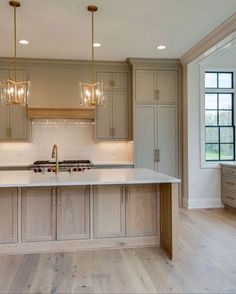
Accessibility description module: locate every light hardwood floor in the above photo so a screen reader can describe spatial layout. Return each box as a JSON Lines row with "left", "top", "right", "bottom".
{"left": 0, "top": 208, "right": 236, "bottom": 294}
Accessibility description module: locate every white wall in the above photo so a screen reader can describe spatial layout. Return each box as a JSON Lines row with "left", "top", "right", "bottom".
{"left": 0, "top": 120, "right": 130, "bottom": 166}
{"left": 184, "top": 62, "right": 222, "bottom": 209}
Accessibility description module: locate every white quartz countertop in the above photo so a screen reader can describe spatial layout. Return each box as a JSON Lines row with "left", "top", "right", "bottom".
{"left": 0, "top": 168, "right": 180, "bottom": 188}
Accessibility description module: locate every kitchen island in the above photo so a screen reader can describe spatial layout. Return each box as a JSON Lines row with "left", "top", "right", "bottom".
{"left": 0, "top": 168, "right": 180, "bottom": 260}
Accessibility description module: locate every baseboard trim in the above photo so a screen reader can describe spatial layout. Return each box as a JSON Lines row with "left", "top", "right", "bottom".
{"left": 183, "top": 197, "right": 224, "bottom": 209}
{"left": 0, "top": 236, "right": 159, "bottom": 255}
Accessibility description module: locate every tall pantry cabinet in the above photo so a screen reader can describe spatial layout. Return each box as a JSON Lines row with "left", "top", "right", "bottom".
{"left": 128, "top": 59, "right": 182, "bottom": 179}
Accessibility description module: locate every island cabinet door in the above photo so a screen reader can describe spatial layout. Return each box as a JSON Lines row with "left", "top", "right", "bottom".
{"left": 93, "top": 185, "right": 126, "bottom": 238}
{"left": 126, "top": 184, "right": 157, "bottom": 237}
{"left": 21, "top": 187, "right": 56, "bottom": 242}
{"left": 56, "top": 186, "right": 90, "bottom": 240}
{"left": 0, "top": 188, "right": 18, "bottom": 244}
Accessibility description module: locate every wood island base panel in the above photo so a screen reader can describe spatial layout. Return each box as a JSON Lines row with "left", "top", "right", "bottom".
{"left": 0, "top": 169, "right": 180, "bottom": 260}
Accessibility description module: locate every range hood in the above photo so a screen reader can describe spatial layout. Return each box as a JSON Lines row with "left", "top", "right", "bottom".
{"left": 27, "top": 108, "right": 95, "bottom": 120}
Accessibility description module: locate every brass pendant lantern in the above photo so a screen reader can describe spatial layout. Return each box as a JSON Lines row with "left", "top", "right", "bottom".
{"left": 0, "top": 1, "right": 30, "bottom": 106}
{"left": 80, "top": 5, "right": 105, "bottom": 107}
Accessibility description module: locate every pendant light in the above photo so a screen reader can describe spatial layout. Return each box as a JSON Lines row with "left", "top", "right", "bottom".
{"left": 80, "top": 5, "right": 105, "bottom": 107}
{"left": 0, "top": 1, "right": 30, "bottom": 106}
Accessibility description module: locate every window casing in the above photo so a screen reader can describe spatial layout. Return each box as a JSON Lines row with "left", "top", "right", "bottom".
{"left": 204, "top": 71, "right": 235, "bottom": 162}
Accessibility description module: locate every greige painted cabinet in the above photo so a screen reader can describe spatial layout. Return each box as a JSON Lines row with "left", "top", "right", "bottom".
{"left": 93, "top": 184, "right": 157, "bottom": 238}
{"left": 135, "top": 104, "right": 179, "bottom": 177}
{"left": 0, "top": 188, "right": 18, "bottom": 244}
{"left": 96, "top": 71, "right": 129, "bottom": 140}
{"left": 93, "top": 185, "right": 126, "bottom": 238}
{"left": 126, "top": 185, "right": 157, "bottom": 236}
{"left": 22, "top": 187, "right": 56, "bottom": 242}
{"left": 57, "top": 186, "right": 90, "bottom": 240}
{"left": 0, "top": 69, "right": 29, "bottom": 141}
{"left": 135, "top": 69, "right": 178, "bottom": 104}
{"left": 22, "top": 186, "right": 90, "bottom": 242}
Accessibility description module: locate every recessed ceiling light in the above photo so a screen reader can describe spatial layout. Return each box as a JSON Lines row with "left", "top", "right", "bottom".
{"left": 157, "top": 45, "right": 166, "bottom": 50}
{"left": 93, "top": 43, "right": 101, "bottom": 47}
{"left": 19, "top": 40, "right": 29, "bottom": 45}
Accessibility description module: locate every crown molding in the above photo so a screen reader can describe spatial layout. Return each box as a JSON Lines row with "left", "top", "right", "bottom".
{"left": 180, "top": 13, "right": 236, "bottom": 65}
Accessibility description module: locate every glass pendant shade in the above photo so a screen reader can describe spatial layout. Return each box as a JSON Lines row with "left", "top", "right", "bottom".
{"left": 0, "top": 0, "right": 31, "bottom": 106}
{"left": 0, "top": 79, "right": 30, "bottom": 105}
{"left": 80, "top": 81, "right": 105, "bottom": 107}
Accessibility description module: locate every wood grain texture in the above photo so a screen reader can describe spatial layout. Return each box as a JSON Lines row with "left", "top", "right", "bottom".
{"left": 21, "top": 187, "right": 56, "bottom": 242}
{"left": 1, "top": 208, "right": 236, "bottom": 293}
{"left": 126, "top": 184, "right": 157, "bottom": 237}
{"left": 93, "top": 185, "right": 126, "bottom": 238}
{"left": 27, "top": 108, "right": 95, "bottom": 119}
{"left": 0, "top": 188, "right": 18, "bottom": 244}
{"left": 160, "top": 183, "right": 179, "bottom": 260}
{"left": 57, "top": 186, "right": 90, "bottom": 240}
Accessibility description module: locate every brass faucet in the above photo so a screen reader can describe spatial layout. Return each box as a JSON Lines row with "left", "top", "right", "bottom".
{"left": 51, "top": 144, "right": 59, "bottom": 174}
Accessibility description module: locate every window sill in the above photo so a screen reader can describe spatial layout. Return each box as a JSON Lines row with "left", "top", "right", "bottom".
{"left": 201, "top": 161, "right": 236, "bottom": 169}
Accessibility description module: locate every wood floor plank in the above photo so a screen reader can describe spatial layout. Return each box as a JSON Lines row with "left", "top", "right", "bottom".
{"left": 120, "top": 248, "right": 157, "bottom": 293}
{"left": 8, "top": 254, "right": 40, "bottom": 294}
{"left": 27, "top": 253, "right": 56, "bottom": 293}
{"left": 0, "top": 255, "right": 23, "bottom": 293}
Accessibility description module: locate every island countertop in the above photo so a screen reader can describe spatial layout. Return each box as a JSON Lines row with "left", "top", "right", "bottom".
{"left": 0, "top": 168, "right": 180, "bottom": 188}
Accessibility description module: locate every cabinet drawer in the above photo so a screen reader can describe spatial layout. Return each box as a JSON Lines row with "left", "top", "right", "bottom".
{"left": 222, "top": 177, "right": 236, "bottom": 192}
{"left": 222, "top": 190, "right": 236, "bottom": 208}
{"left": 222, "top": 167, "right": 236, "bottom": 177}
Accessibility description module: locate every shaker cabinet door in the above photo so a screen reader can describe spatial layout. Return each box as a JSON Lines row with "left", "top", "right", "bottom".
{"left": 21, "top": 187, "right": 56, "bottom": 242}
{"left": 157, "top": 105, "right": 178, "bottom": 177}
{"left": 93, "top": 185, "right": 125, "bottom": 238}
{"left": 57, "top": 186, "right": 90, "bottom": 240}
{"left": 112, "top": 91, "right": 129, "bottom": 139}
{"left": 135, "top": 104, "right": 156, "bottom": 170}
{"left": 9, "top": 106, "right": 28, "bottom": 140}
{"left": 157, "top": 70, "right": 178, "bottom": 103}
{"left": 126, "top": 184, "right": 157, "bottom": 237}
{"left": 0, "top": 188, "right": 18, "bottom": 244}
{"left": 96, "top": 91, "right": 113, "bottom": 139}
{"left": 135, "top": 70, "right": 156, "bottom": 103}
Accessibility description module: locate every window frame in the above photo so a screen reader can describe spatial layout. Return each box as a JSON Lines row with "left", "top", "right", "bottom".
{"left": 200, "top": 67, "right": 236, "bottom": 169}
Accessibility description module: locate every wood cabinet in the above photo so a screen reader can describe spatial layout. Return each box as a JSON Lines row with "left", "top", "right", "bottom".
{"left": 221, "top": 166, "right": 236, "bottom": 208}
{"left": 22, "top": 186, "right": 90, "bottom": 242}
{"left": 57, "top": 186, "right": 90, "bottom": 240}
{"left": 22, "top": 187, "right": 56, "bottom": 242}
{"left": 93, "top": 184, "right": 157, "bottom": 238}
{"left": 0, "top": 188, "right": 18, "bottom": 244}
{"left": 0, "top": 69, "right": 30, "bottom": 141}
{"left": 96, "top": 71, "right": 129, "bottom": 140}
{"left": 126, "top": 184, "right": 157, "bottom": 236}
{"left": 135, "top": 104, "right": 179, "bottom": 177}
{"left": 135, "top": 69, "right": 178, "bottom": 104}
{"left": 93, "top": 185, "right": 126, "bottom": 238}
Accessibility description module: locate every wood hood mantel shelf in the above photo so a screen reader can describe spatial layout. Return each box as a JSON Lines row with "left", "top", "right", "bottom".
{"left": 27, "top": 108, "right": 95, "bottom": 120}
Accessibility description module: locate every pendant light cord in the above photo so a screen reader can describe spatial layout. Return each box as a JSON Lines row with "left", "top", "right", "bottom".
{"left": 13, "top": 4, "right": 17, "bottom": 82}
{"left": 91, "top": 10, "right": 96, "bottom": 84}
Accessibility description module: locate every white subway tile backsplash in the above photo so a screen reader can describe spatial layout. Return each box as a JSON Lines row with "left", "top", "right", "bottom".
{"left": 0, "top": 119, "right": 129, "bottom": 165}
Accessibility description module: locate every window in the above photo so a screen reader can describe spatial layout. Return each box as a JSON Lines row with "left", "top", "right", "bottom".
{"left": 204, "top": 71, "right": 235, "bottom": 162}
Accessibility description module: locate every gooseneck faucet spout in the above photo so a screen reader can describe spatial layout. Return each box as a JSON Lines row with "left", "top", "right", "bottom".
{"left": 51, "top": 144, "right": 59, "bottom": 174}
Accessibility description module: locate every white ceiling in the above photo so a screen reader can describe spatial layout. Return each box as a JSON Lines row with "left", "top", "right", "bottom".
{"left": 0, "top": 0, "right": 236, "bottom": 61}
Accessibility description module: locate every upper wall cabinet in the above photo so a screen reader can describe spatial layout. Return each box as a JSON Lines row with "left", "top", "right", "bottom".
{"left": 135, "top": 69, "right": 178, "bottom": 104}
{"left": 95, "top": 71, "right": 129, "bottom": 140}
{"left": 0, "top": 69, "right": 30, "bottom": 141}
